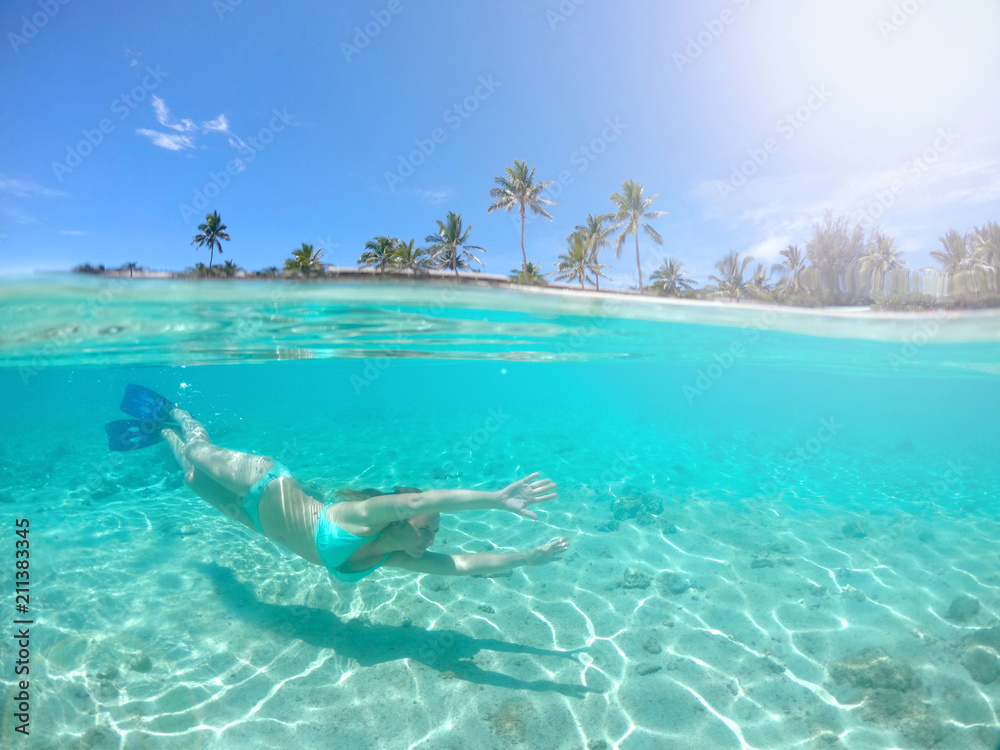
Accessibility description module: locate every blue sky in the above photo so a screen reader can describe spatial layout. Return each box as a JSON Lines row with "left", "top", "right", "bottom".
{"left": 2, "top": 0, "right": 999, "bottom": 286}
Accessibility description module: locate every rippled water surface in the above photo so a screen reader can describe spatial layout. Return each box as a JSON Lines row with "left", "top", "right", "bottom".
{"left": 2, "top": 277, "right": 999, "bottom": 749}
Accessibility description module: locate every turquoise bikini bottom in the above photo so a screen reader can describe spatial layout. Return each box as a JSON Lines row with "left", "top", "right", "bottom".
{"left": 242, "top": 461, "right": 389, "bottom": 583}
{"left": 242, "top": 460, "right": 292, "bottom": 534}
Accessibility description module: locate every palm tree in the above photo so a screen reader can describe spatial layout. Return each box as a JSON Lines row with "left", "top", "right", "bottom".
{"left": 391, "top": 238, "right": 428, "bottom": 273}
{"left": 932, "top": 230, "right": 975, "bottom": 296}
{"left": 574, "top": 213, "right": 615, "bottom": 291}
{"left": 487, "top": 159, "right": 556, "bottom": 278}
{"left": 649, "top": 258, "right": 694, "bottom": 296}
{"left": 552, "top": 232, "right": 595, "bottom": 289}
{"left": 971, "top": 221, "right": 1000, "bottom": 294}
{"left": 425, "top": 212, "right": 485, "bottom": 277}
{"left": 709, "top": 251, "right": 754, "bottom": 302}
{"left": 858, "top": 231, "right": 906, "bottom": 295}
{"left": 124, "top": 262, "right": 137, "bottom": 279}
{"left": 804, "top": 211, "right": 866, "bottom": 294}
{"left": 220, "top": 259, "right": 240, "bottom": 278}
{"left": 360, "top": 236, "right": 396, "bottom": 274}
{"left": 284, "top": 243, "right": 325, "bottom": 277}
{"left": 609, "top": 180, "right": 667, "bottom": 293}
{"left": 191, "top": 211, "right": 230, "bottom": 271}
{"left": 931, "top": 230, "right": 969, "bottom": 276}
{"left": 510, "top": 261, "right": 548, "bottom": 286}
{"left": 192, "top": 262, "right": 208, "bottom": 278}
{"left": 771, "top": 244, "right": 807, "bottom": 294}
{"left": 745, "top": 263, "right": 773, "bottom": 299}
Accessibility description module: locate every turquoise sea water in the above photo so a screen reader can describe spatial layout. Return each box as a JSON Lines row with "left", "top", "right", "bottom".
{"left": 2, "top": 277, "right": 999, "bottom": 749}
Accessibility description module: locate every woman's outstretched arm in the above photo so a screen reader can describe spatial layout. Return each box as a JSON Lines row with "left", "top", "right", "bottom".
{"left": 385, "top": 537, "right": 570, "bottom": 576}
{"left": 359, "top": 473, "right": 557, "bottom": 526}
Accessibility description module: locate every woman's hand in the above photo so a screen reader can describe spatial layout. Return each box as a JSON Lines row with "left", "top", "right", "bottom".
{"left": 496, "top": 472, "right": 557, "bottom": 519}
{"left": 526, "top": 537, "right": 570, "bottom": 566}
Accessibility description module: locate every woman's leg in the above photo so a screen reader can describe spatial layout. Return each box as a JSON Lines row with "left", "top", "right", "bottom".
{"left": 162, "top": 427, "right": 257, "bottom": 530}
{"left": 171, "top": 408, "right": 274, "bottom": 496}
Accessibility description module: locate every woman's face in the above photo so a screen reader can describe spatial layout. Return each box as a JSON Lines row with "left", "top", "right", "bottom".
{"left": 406, "top": 513, "right": 439, "bottom": 556}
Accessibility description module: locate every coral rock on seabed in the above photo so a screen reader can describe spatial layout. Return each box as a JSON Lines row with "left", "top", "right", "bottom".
{"left": 656, "top": 571, "right": 692, "bottom": 596}
{"left": 828, "top": 649, "right": 944, "bottom": 748}
{"left": 959, "top": 627, "right": 1000, "bottom": 684}
{"left": 611, "top": 486, "right": 663, "bottom": 521}
{"left": 622, "top": 567, "right": 652, "bottom": 589}
{"left": 635, "top": 510, "right": 655, "bottom": 526}
{"left": 485, "top": 698, "right": 534, "bottom": 744}
{"left": 946, "top": 594, "right": 980, "bottom": 622}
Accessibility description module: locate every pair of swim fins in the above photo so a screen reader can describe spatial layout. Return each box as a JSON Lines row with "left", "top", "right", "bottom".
{"left": 105, "top": 384, "right": 176, "bottom": 452}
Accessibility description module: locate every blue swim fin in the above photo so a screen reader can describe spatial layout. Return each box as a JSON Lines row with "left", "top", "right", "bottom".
{"left": 105, "top": 419, "right": 165, "bottom": 452}
{"left": 120, "top": 384, "right": 175, "bottom": 423}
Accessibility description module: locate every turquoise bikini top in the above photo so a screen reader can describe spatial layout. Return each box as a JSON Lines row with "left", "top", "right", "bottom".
{"left": 314, "top": 503, "right": 390, "bottom": 583}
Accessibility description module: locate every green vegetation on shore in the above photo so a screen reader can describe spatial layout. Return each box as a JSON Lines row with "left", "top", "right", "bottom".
{"left": 71, "top": 165, "right": 1000, "bottom": 310}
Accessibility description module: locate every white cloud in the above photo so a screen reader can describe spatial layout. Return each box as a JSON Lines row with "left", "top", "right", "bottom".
{"left": 0, "top": 204, "right": 36, "bottom": 225}
{"left": 691, "top": 136, "right": 1000, "bottom": 264}
{"left": 202, "top": 114, "right": 230, "bottom": 133}
{"left": 135, "top": 129, "right": 195, "bottom": 151}
{"left": 152, "top": 95, "right": 196, "bottom": 133}
{"left": 0, "top": 177, "right": 67, "bottom": 199}
{"left": 137, "top": 96, "right": 236, "bottom": 151}
{"left": 124, "top": 45, "right": 141, "bottom": 68}
{"left": 746, "top": 235, "right": 792, "bottom": 265}
{"left": 0, "top": 176, "right": 67, "bottom": 227}
{"left": 418, "top": 189, "right": 451, "bottom": 204}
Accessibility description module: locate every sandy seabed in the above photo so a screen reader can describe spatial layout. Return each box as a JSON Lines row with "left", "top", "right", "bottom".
{"left": 3, "top": 408, "right": 999, "bottom": 750}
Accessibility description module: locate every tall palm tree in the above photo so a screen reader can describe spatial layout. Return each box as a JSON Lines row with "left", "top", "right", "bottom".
{"left": 191, "top": 211, "right": 230, "bottom": 271}
{"left": 425, "top": 212, "right": 485, "bottom": 277}
{"left": 391, "top": 238, "right": 428, "bottom": 273}
{"left": 488, "top": 159, "right": 556, "bottom": 279}
{"left": 971, "top": 221, "right": 1000, "bottom": 294}
{"left": 574, "top": 213, "right": 615, "bottom": 291}
{"left": 510, "top": 261, "right": 548, "bottom": 286}
{"left": 360, "top": 236, "right": 396, "bottom": 274}
{"left": 858, "top": 231, "right": 906, "bottom": 295}
{"left": 649, "top": 258, "right": 694, "bottom": 296}
{"left": 284, "top": 243, "right": 325, "bottom": 277}
{"left": 804, "top": 211, "right": 865, "bottom": 294}
{"left": 552, "top": 232, "right": 595, "bottom": 289}
{"left": 745, "top": 263, "right": 773, "bottom": 299}
{"left": 709, "top": 251, "right": 754, "bottom": 302}
{"left": 609, "top": 180, "right": 667, "bottom": 293}
{"left": 931, "top": 230, "right": 969, "bottom": 276}
{"left": 771, "top": 244, "right": 807, "bottom": 294}
{"left": 932, "top": 230, "right": 974, "bottom": 296}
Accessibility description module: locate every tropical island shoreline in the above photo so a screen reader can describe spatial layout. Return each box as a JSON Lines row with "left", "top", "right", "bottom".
{"left": 58, "top": 261, "right": 1000, "bottom": 313}
{"left": 55, "top": 166, "right": 1000, "bottom": 312}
